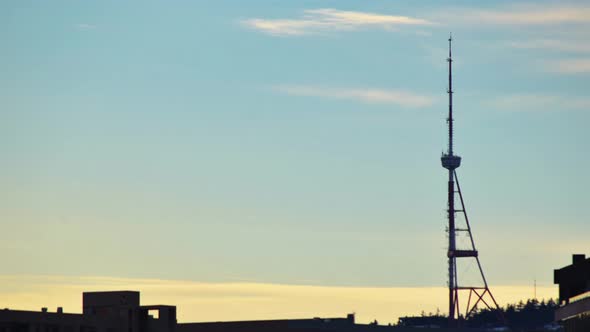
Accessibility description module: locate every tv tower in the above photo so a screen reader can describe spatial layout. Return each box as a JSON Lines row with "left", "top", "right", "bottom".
{"left": 441, "top": 35, "right": 503, "bottom": 326}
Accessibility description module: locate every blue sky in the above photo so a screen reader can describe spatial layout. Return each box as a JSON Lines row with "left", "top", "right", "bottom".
{"left": 1, "top": 0, "right": 589, "bottom": 292}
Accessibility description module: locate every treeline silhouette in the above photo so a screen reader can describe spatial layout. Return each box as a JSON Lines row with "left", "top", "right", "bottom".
{"left": 397, "top": 298, "right": 559, "bottom": 330}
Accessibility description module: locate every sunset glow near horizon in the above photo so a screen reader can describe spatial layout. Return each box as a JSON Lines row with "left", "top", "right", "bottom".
{"left": 1, "top": 0, "right": 588, "bottom": 322}
{"left": 0, "top": 275, "right": 558, "bottom": 324}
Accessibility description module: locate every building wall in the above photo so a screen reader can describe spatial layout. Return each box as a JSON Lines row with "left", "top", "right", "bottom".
{"left": 555, "top": 254, "right": 590, "bottom": 332}
{"left": 83, "top": 291, "right": 141, "bottom": 332}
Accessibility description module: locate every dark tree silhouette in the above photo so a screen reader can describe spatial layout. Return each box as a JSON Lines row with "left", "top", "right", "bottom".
{"left": 397, "top": 298, "right": 559, "bottom": 330}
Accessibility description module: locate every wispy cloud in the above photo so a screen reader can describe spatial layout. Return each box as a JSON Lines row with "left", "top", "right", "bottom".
{"left": 243, "top": 8, "right": 434, "bottom": 36}
{"left": 435, "top": 4, "right": 590, "bottom": 26}
{"left": 509, "top": 39, "right": 590, "bottom": 54}
{"left": 506, "top": 41, "right": 590, "bottom": 74}
{"left": 244, "top": 4, "right": 590, "bottom": 37}
{"left": 491, "top": 94, "right": 590, "bottom": 111}
{"left": 428, "top": 3, "right": 590, "bottom": 75}
{"left": 545, "top": 58, "right": 590, "bottom": 74}
{"left": 75, "top": 23, "right": 97, "bottom": 30}
{"left": 274, "top": 85, "right": 435, "bottom": 108}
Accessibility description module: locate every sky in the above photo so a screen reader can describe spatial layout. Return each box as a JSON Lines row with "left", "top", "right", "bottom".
{"left": 1, "top": 0, "right": 589, "bottom": 323}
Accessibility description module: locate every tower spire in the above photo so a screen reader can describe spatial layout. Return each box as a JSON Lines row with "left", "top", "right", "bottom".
{"left": 440, "top": 35, "right": 504, "bottom": 327}
{"left": 447, "top": 33, "right": 453, "bottom": 156}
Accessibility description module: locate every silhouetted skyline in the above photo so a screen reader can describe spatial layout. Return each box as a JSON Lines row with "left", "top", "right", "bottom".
{"left": 1, "top": 0, "right": 588, "bottom": 323}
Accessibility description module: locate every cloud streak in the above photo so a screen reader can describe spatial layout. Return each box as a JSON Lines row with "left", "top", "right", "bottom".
{"left": 274, "top": 85, "right": 434, "bottom": 108}
{"left": 546, "top": 59, "right": 590, "bottom": 74}
{"left": 75, "top": 23, "right": 97, "bottom": 30}
{"left": 243, "top": 8, "right": 434, "bottom": 36}
{"left": 244, "top": 4, "right": 590, "bottom": 36}
{"left": 502, "top": 40, "right": 590, "bottom": 75}
{"left": 509, "top": 39, "right": 590, "bottom": 54}
{"left": 427, "top": 4, "right": 590, "bottom": 75}
{"left": 435, "top": 4, "right": 590, "bottom": 26}
{"left": 491, "top": 94, "right": 590, "bottom": 111}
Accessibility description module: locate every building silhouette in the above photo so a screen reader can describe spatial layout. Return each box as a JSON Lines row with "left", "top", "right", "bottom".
{"left": 554, "top": 254, "right": 590, "bottom": 331}
{"left": 0, "top": 291, "right": 176, "bottom": 332}
{"left": 0, "top": 290, "right": 494, "bottom": 332}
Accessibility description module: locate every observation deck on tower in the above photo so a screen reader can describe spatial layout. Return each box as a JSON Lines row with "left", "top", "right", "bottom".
{"left": 441, "top": 154, "right": 461, "bottom": 170}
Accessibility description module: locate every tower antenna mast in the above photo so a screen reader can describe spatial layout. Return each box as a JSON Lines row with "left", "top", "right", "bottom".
{"left": 440, "top": 34, "right": 504, "bottom": 327}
